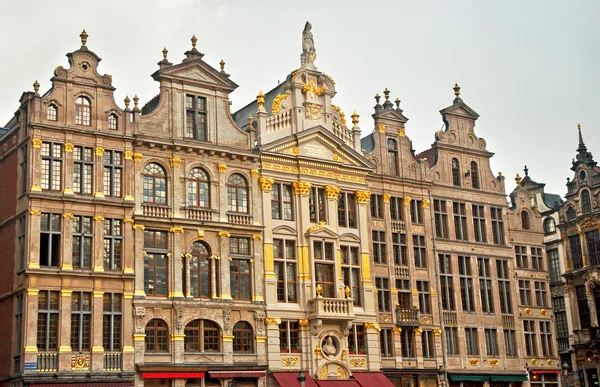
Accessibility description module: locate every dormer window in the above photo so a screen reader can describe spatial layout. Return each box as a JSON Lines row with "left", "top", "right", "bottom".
{"left": 46, "top": 104, "right": 57, "bottom": 121}
{"left": 185, "top": 95, "right": 207, "bottom": 141}
{"left": 75, "top": 96, "right": 91, "bottom": 126}
{"left": 387, "top": 139, "right": 399, "bottom": 176}
{"left": 470, "top": 161, "right": 480, "bottom": 189}
{"left": 452, "top": 158, "right": 461, "bottom": 186}
{"left": 566, "top": 206, "right": 576, "bottom": 221}
{"left": 521, "top": 211, "right": 530, "bottom": 230}
{"left": 582, "top": 189, "right": 592, "bottom": 214}
{"left": 108, "top": 114, "right": 118, "bottom": 130}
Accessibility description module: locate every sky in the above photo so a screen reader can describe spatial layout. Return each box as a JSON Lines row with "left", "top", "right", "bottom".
{"left": 1, "top": 0, "right": 598, "bottom": 197}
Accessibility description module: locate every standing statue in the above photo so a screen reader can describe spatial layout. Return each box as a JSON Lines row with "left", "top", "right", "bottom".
{"left": 301, "top": 21, "right": 317, "bottom": 66}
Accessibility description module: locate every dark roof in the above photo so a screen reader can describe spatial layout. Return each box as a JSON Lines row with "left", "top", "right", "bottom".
{"left": 360, "top": 133, "right": 375, "bottom": 153}
{"left": 542, "top": 193, "right": 563, "bottom": 210}
{"left": 0, "top": 127, "right": 7, "bottom": 138}
{"left": 232, "top": 81, "right": 287, "bottom": 131}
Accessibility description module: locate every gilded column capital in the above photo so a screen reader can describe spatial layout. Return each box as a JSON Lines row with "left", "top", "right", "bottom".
{"left": 64, "top": 143, "right": 74, "bottom": 153}
{"left": 132, "top": 152, "right": 143, "bottom": 163}
{"left": 124, "top": 151, "right": 133, "bottom": 160}
{"left": 259, "top": 176, "right": 275, "bottom": 191}
{"left": 265, "top": 317, "right": 281, "bottom": 325}
{"left": 364, "top": 322, "right": 381, "bottom": 331}
{"left": 422, "top": 198, "right": 430, "bottom": 209}
{"left": 398, "top": 128, "right": 406, "bottom": 137}
{"left": 30, "top": 210, "right": 42, "bottom": 216}
{"left": 217, "top": 164, "right": 227, "bottom": 174}
{"left": 169, "top": 157, "right": 182, "bottom": 168}
{"left": 403, "top": 196, "right": 411, "bottom": 206}
{"left": 250, "top": 169, "right": 260, "bottom": 178}
{"left": 377, "top": 124, "right": 386, "bottom": 133}
{"left": 31, "top": 139, "right": 43, "bottom": 148}
{"left": 325, "top": 185, "right": 340, "bottom": 199}
{"left": 95, "top": 147, "right": 105, "bottom": 156}
{"left": 355, "top": 190, "right": 371, "bottom": 203}
{"left": 293, "top": 181, "right": 312, "bottom": 196}
{"left": 383, "top": 193, "right": 391, "bottom": 203}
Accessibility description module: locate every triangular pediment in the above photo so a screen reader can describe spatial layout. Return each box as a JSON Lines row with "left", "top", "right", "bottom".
{"left": 305, "top": 222, "right": 339, "bottom": 238}
{"left": 373, "top": 108, "right": 409, "bottom": 124}
{"left": 152, "top": 60, "right": 238, "bottom": 91}
{"left": 439, "top": 101, "right": 480, "bottom": 120}
{"left": 261, "top": 126, "right": 374, "bottom": 171}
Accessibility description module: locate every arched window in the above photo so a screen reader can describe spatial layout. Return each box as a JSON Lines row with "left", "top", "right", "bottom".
{"left": 108, "top": 114, "right": 118, "bottom": 130}
{"left": 452, "top": 158, "right": 461, "bottom": 186}
{"left": 521, "top": 211, "right": 530, "bottom": 230}
{"left": 227, "top": 174, "right": 248, "bottom": 213}
{"left": 47, "top": 104, "right": 57, "bottom": 121}
{"left": 387, "top": 139, "right": 399, "bottom": 176}
{"left": 75, "top": 96, "right": 91, "bottom": 126}
{"left": 188, "top": 168, "right": 210, "bottom": 208}
{"left": 145, "top": 319, "right": 169, "bottom": 352}
{"left": 544, "top": 218, "right": 556, "bottom": 234}
{"left": 184, "top": 319, "right": 220, "bottom": 352}
{"left": 189, "top": 241, "right": 212, "bottom": 298}
{"left": 582, "top": 190, "right": 592, "bottom": 214}
{"left": 566, "top": 206, "right": 576, "bottom": 221}
{"left": 143, "top": 163, "right": 167, "bottom": 204}
{"left": 233, "top": 321, "right": 253, "bottom": 353}
{"left": 470, "top": 161, "right": 479, "bottom": 189}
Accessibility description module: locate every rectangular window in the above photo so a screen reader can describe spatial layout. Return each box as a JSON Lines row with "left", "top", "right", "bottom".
{"left": 376, "top": 277, "right": 391, "bottom": 312}
{"left": 392, "top": 232, "right": 408, "bottom": 266}
{"left": 553, "top": 297, "right": 569, "bottom": 339}
{"left": 73, "top": 146, "right": 93, "bottom": 195}
{"left": 185, "top": 95, "right": 208, "bottom": 141}
{"left": 103, "top": 219, "right": 122, "bottom": 271}
{"left": 370, "top": 194, "right": 384, "bottom": 219}
{"left": 41, "top": 143, "right": 62, "bottom": 191}
{"left": 503, "top": 329, "right": 517, "bottom": 356}
{"left": 576, "top": 285, "right": 591, "bottom": 329}
{"left": 453, "top": 202, "right": 468, "bottom": 240}
{"left": 103, "top": 150, "right": 122, "bottom": 198}
{"left": 71, "top": 292, "right": 92, "bottom": 352}
{"left": 524, "top": 320, "right": 538, "bottom": 356}
{"left": 15, "top": 294, "right": 23, "bottom": 355}
{"left": 515, "top": 245, "right": 528, "bottom": 269}
{"left": 309, "top": 187, "right": 327, "bottom": 223}
{"left": 341, "top": 245, "right": 361, "bottom": 306}
{"left": 531, "top": 247, "right": 543, "bottom": 270}
{"left": 380, "top": 328, "right": 394, "bottom": 357}
{"left": 465, "top": 327, "right": 479, "bottom": 355}
{"left": 72, "top": 216, "right": 92, "bottom": 269}
{"left": 421, "top": 330, "right": 435, "bottom": 358}
{"left": 459, "top": 256, "right": 474, "bottom": 312}
{"left": 274, "top": 239, "right": 297, "bottom": 303}
{"left": 535, "top": 281, "right": 548, "bottom": 307}
{"left": 491, "top": 207, "right": 505, "bottom": 245}
{"left": 18, "top": 215, "right": 26, "bottom": 271}
{"left": 433, "top": 199, "right": 449, "bottom": 238}
{"left": 496, "top": 260, "right": 513, "bottom": 314}
{"left": 439, "top": 254, "right": 455, "bottom": 310}
{"left": 445, "top": 327, "right": 459, "bottom": 355}
{"left": 103, "top": 293, "right": 122, "bottom": 352}
{"left": 40, "top": 213, "right": 61, "bottom": 267}
{"left": 417, "top": 280, "right": 431, "bottom": 315}
{"left": 472, "top": 204, "right": 486, "bottom": 243}
{"left": 410, "top": 199, "right": 422, "bottom": 224}
{"left": 519, "top": 280, "right": 532, "bottom": 306}
{"left": 338, "top": 192, "right": 357, "bottom": 228}
{"left": 278, "top": 321, "right": 300, "bottom": 353}
{"left": 230, "top": 236, "right": 252, "bottom": 301}
{"left": 485, "top": 328, "right": 498, "bottom": 356}
{"left": 20, "top": 144, "right": 28, "bottom": 194}
{"left": 37, "top": 290, "right": 60, "bottom": 351}
{"left": 478, "top": 257, "right": 494, "bottom": 313}
{"left": 143, "top": 230, "right": 169, "bottom": 296}
{"left": 271, "top": 183, "right": 294, "bottom": 221}
{"left": 314, "top": 241, "right": 335, "bottom": 298}
{"left": 230, "top": 236, "right": 251, "bottom": 255}
{"left": 397, "top": 279, "right": 411, "bottom": 309}
{"left": 390, "top": 196, "right": 403, "bottom": 221}
{"left": 348, "top": 325, "right": 366, "bottom": 354}
{"left": 546, "top": 249, "right": 562, "bottom": 285}
{"left": 372, "top": 230, "right": 386, "bottom": 264}
{"left": 539, "top": 321, "right": 553, "bottom": 357}
{"left": 401, "top": 328, "right": 415, "bottom": 358}
{"left": 413, "top": 235, "right": 427, "bottom": 268}
{"left": 570, "top": 234, "right": 583, "bottom": 270}
{"left": 587, "top": 229, "right": 600, "bottom": 267}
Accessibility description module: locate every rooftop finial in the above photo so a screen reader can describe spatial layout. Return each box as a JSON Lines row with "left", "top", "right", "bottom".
{"left": 515, "top": 173, "right": 522, "bottom": 186}
{"left": 80, "top": 29, "right": 88, "bottom": 47}
{"left": 248, "top": 114, "right": 254, "bottom": 129}
{"left": 124, "top": 96, "right": 130, "bottom": 109}
{"left": 162, "top": 47, "right": 168, "bottom": 60}
{"left": 220, "top": 59, "right": 225, "bottom": 73}
{"left": 394, "top": 98, "right": 401, "bottom": 110}
{"left": 133, "top": 95, "right": 139, "bottom": 108}
{"left": 351, "top": 111, "right": 359, "bottom": 126}
{"left": 374, "top": 94, "right": 381, "bottom": 105}
{"left": 257, "top": 91, "right": 265, "bottom": 110}
{"left": 191, "top": 34, "right": 197, "bottom": 48}
{"left": 383, "top": 88, "right": 390, "bottom": 101}
{"left": 524, "top": 165, "right": 529, "bottom": 177}
{"left": 453, "top": 83, "right": 460, "bottom": 98}
{"left": 33, "top": 80, "right": 40, "bottom": 94}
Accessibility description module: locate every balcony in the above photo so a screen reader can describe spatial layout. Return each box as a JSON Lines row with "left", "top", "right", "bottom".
{"left": 558, "top": 338, "right": 570, "bottom": 352}
{"left": 183, "top": 207, "right": 214, "bottom": 221}
{"left": 37, "top": 352, "right": 57, "bottom": 372}
{"left": 395, "top": 266, "right": 410, "bottom": 278}
{"left": 443, "top": 311, "right": 457, "bottom": 326}
{"left": 395, "top": 307, "right": 420, "bottom": 326}
{"left": 308, "top": 297, "right": 355, "bottom": 320}
{"left": 502, "top": 315, "right": 515, "bottom": 328}
{"left": 227, "top": 213, "right": 253, "bottom": 225}
{"left": 104, "top": 352, "right": 122, "bottom": 371}
{"left": 391, "top": 221, "right": 406, "bottom": 233}
{"left": 142, "top": 204, "right": 170, "bottom": 217}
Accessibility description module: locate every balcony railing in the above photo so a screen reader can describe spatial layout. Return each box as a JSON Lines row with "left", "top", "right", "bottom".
{"left": 572, "top": 256, "right": 583, "bottom": 270}
{"left": 37, "top": 352, "right": 57, "bottom": 372}
{"left": 502, "top": 315, "right": 515, "bottom": 328}
{"left": 443, "top": 311, "right": 457, "bottom": 326}
{"left": 332, "top": 121, "right": 353, "bottom": 147}
{"left": 184, "top": 207, "right": 213, "bottom": 221}
{"left": 395, "top": 266, "right": 410, "bottom": 278}
{"left": 309, "top": 297, "right": 355, "bottom": 320}
{"left": 142, "top": 204, "right": 170, "bottom": 217}
{"left": 391, "top": 221, "right": 406, "bottom": 233}
{"left": 227, "top": 213, "right": 253, "bottom": 225}
{"left": 266, "top": 111, "right": 291, "bottom": 132}
{"left": 395, "top": 307, "right": 420, "bottom": 326}
{"left": 104, "top": 352, "right": 122, "bottom": 371}
{"left": 558, "top": 337, "right": 570, "bottom": 352}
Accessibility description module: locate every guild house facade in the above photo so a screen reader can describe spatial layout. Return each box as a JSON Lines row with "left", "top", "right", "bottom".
{"left": 0, "top": 24, "right": 560, "bottom": 387}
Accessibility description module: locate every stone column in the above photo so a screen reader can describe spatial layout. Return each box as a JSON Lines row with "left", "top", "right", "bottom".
{"left": 170, "top": 227, "right": 185, "bottom": 299}
{"left": 62, "top": 213, "right": 74, "bottom": 270}
{"left": 170, "top": 157, "right": 183, "bottom": 217}
{"left": 58, "top": 289, "right": 73, "bottom": 371}
{"left": 587, "top": 287, "right": 598, "bottom": 327}
{"left": 28, "top": 211, "right": 42, "bottom": 269}
{"left": 172, "top": 307, "right": 185, "bottom": 364}
{"left": 123, "top": 150, "right": 136, "bottom": 204}
{"left": 23, "top": 289, "right": 40, "bottom": 368}
{"left": 580, "top": 232, "right": 589, "bottom": 268}
{"left": 219, "top": 232, "right": 232, "bottom": 300}
{"left": 184, "top": 254, "right": 192, "bottom": 298}
{"left": 91, "top": 289, "right": 105, "bottom": 371}
{"left": 267, "top": 318, "right": 283, "bottom": 371}
{"left": 294, "top": 181, "right": 313, "bottom": 306}
{"left": 94, "top": 146, "right": 105, "bottom": 199}
{"left": 132, "top": 152, "right": 144, "bottom": 215}
{"left": 222, "top": 334, "right": 234, "bottom": 364}
{"left": 93, "top": 215, "right": 105, "bottom": 272}
{"left": 122, "top": 293, "right": 135, "bottom": 372}
{"left": 30, "top": 138, "right": 43, "bottom": 192}
{"left": 217, "top": 164, "right": 228, "bottom": 222}
{"left": 414, "top": 328, "right": 424, "bottom": 368}
{"left": 356, "top": 190, "right": 374, "bottom": 313}
{"left": 210, "top": 256, "right": 218, "bottom": 299}
{"left": 258, "top": 175, "right": 274, "bottom": 303}
{"left": 133, "top": 225, "right": 146, "bottom": 298}
{"left": 364, "top": 323, "right": 381, "bottom": 371}
{"left": 393, "top": 327, "right": 403, "bottom": 365}
{"left": 123, "top": 218, "right": 135, "bottom": 274}
{"left": 325, "top": 185, "right": 341, "bottom": 294}
{"left": 63, "top": 142, "right": 74, "bottom": 195}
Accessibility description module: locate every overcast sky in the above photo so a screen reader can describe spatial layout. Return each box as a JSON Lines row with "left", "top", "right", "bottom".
{"left": 1, "top": 0, "right": 598, "bottom": 197}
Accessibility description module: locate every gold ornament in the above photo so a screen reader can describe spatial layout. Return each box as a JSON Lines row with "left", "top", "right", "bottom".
{"left": 355, "top": 190, "right": 371, "bottom": 203}
{"left": 217, "top": 164, "right": 227, "bottom": 173}
{"left": 324, "top": 185, "right": 340, "bottom": 199}
{"left": 259, "top": 176, "right": 274, "bottom": 191}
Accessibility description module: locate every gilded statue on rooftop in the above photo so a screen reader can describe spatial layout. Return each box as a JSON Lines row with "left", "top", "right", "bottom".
{"left": 301, "top": 21, "right": 317, "bottom": 66}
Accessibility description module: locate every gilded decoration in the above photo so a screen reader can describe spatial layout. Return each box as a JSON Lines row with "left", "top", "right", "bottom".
{"left": 281, "top": 356, "right": 299, "bottom": 367}
{"left": 252, "top": 234, "right": 263, "bottom": 240}
{"left": 62, "top": 213, "right": 74, "bottom": 219}
{"left": 403, "top": 196, "right": 411, "bottom": 206}
{"left": 319, "top": 367, "right": 327, "bottom": 379}
{"left": 383, "top": 193, "right": 391, "bottom": 203}
{"left": 218, "top": 231, "right": 231, "bottom": 238}
{"left": 250, "top": 169, "right": 260, "bottom": 178}
{"left": 364, "top": 322, "right": 381, "bottom": 331}
{"left": 350, "top": 358, "right": 366, "bottom": 368}
{"left": 93, "top": 215, "right": 105, "bottom": 221}
{"left": 531, "top": 358, "right": 538, "bottom": 365}
{"left": 422, "top": 199, "right": 430, "bottom": 209}
{"left": 489, "top": 359, "right": 499, "bottom": 366}
{"left": 64, "top": 143, "right": 74, "bottom": 152}
{"left": 315, "top": 284, "right": 323, "bottom": 297}
{"left": 265, "top": 317, "right": 281, "bottom": 325}
{"left": 299, "top": 318, "right": 309, "bottom": 326}
{"left": 256, "top": 91, "right": 265, "bottom": 110}
{"left": 541, "top": 309, "right": 548, "bottom": 316}
{"left": 325, "top": 185, "right": 340, "bottom": 199}
{"left": 331, "top": 104, "right": 347, "bottom": 126}
{"left": 306, "top": 104, "right": 322, "bottom": 121}
{"left": 293, "top": 181, "right": 312, "bottom": 196}
{"left": 71, "top": 353, "right": 89, "bottom": 370}
{"left": 307, "top": 221, "right": 334, "bottom": 234}
{"left": 95, "top": 147, "right": 105, "bottom": 156}
{"left": 271, "top": 93, "right": 290, "bottom": 114}
{"left": 398, "top": 128, "right": 406, "bottom": 137}
{"left": 377, "top": 124, "right": 386, "bottom": 133}
{"left": 524, "top": 308, "right": 531, "bottom": 315}
{"left": 132, "top": 152, "right": 143, "bottom": 163}
{"left": 547, "top": 359, "right": 554, "bottom": 366}
{"left": 380, "top": 314, "right": 391, "bottom": 323}
{"left": 315, "top": 344, "right": 322, "bottom": 359}
{"left": 292, "top": 147, "right": 300, "bottom": 155}
{"left": 344, "top": 286, "right": 351, "bottom": 298}
{"left": 124, "top": 151, "right": 133, "bottom": 160}
{"left": 32, "top": 138, "right": 43, "bottom": 148}
{"left": 337, "top": 367, "right": 344, "bottom": 379}
{"left": 217, "top": 164, "right": 227, "bottom": 174}
{"left": 355, "top": 190, "right": 371, "bottom": 203}
{"left": 469, "top": 359, "right": 480, "bottom": 366}
{"left": 259, "top": 176, "right": 275, "bottom": 191}
{"left": 169, "top": 157, "right": 182, "bottom": 168}
{"left": 301, "top": 78, "right": 325, "bottom": 98}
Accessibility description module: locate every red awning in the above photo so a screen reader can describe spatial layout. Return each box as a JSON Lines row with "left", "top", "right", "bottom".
{"left": 531, "top": 370, "right": 562, "bottom": 375}
{"left": 209, "top": 371, "right": 266, "bottom": 378}
{"left": 353, "top": 372, "right": 395, "bottom": 387}
{"left": 272, "top": 372, "right": 319, "bottom": 387}
{"left": 317, "top": 381, "right": 362, "bottom": 387}
{"left": 142, "top": 372, "right": 205, "bottom": 379}
{"left": 31, "top": 384, "right": 133, "bottom": 387}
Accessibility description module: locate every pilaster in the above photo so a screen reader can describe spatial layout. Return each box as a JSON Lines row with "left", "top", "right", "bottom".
{"left": 91, "top": 289, "right": 104, "bottom": 371}
{"left": 170, "top": 157, "right": 183, "bottom": 217}
{"left": 219, "top": 232, "right": 232, "bottom": 300}
{"left": 62, "top": 213, "right": 74, "bottom": 270}
{"left": 58, "top": 289, "right": 73, "bottom": 371}
{"left": 170, "top": 227, "right": 185, "bottom": 298}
